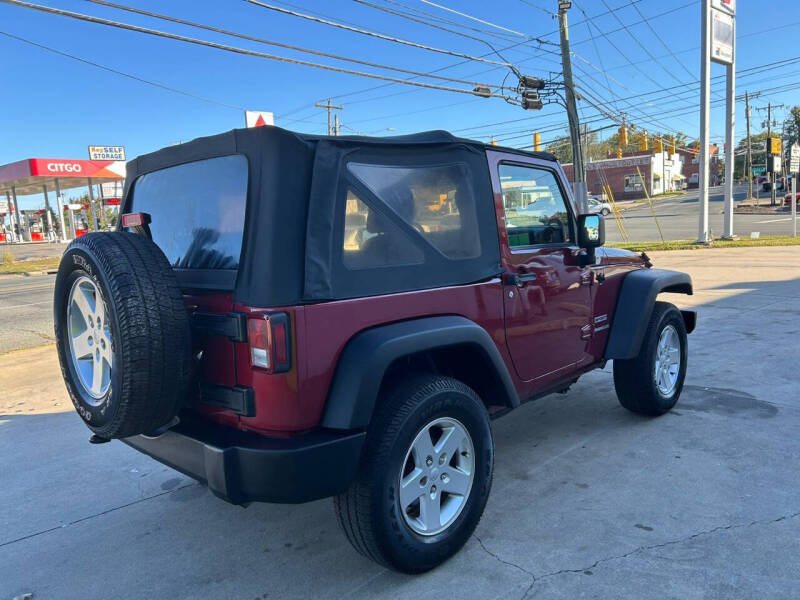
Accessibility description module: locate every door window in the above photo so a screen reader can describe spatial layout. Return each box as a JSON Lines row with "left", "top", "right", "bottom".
{"left": 497, "top": 163, "right": 573, "bottom": 247}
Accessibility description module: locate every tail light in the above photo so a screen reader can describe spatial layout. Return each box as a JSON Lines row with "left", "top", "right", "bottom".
{"left": 246, "top": 312, "right": 291, "bottom": 373}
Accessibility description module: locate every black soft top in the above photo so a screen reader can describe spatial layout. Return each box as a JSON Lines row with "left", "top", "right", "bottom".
{"left": 122, "top": 126, "right": 556, "bottom": 306}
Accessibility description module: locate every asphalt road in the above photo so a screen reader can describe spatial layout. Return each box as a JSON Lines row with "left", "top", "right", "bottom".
{"left": 1, "top": 247, "right": 799, "bottom": 599}
{"left": 0, "top": 274, "right": 55, "bottom": 354}
{"left": 607, "top": 184, "right": 799, "bottom": 242}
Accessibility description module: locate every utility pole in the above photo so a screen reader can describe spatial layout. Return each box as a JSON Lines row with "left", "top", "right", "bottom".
{"left": 333, "top": 113, "right": 340, "bottom": 136}
{"left": 315, "top": 98, "right": 342, "bottom": 136}
{"left": 767, "top": 102, "right": 772, "bottom": 205}
{"left": 557, "top": 0, "right": 586, "bottom": 210}
{"left": 745, "top": 91, "right": 753, "bottom": 201}
{"left": 697, "top": 0, "right": 711, "bottom": 242}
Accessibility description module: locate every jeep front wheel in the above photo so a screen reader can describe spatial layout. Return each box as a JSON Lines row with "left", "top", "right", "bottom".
{"left": 613, "top": 301, "right": 688, "bottom": 415}
{"left": 335, "top": 375, "right": 493, "bottom": 573}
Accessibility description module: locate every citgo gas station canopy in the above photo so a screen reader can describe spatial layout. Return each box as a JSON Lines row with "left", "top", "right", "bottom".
{"left": 0, "top": 157, "right": 125, "bottom": 197}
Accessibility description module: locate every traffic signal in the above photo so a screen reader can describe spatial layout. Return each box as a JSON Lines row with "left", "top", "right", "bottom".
{"left": 618, "top": 125, "right": 628, "bottom": 146}
{"left": 653, "top": 137, "right": 663, "bottom": 153}
{"left": 533, "top": 132, "right": 541, "bottom": 151}
{"left": 637, "top": 131, "right": 648, "bottom": 151}
{"left": 616, "top": 147, "right": 623, "bottom": 158}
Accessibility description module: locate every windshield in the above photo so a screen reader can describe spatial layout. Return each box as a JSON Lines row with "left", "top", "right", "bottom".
{"left": 130, "top": 155, "right": 248, "bottom": 270}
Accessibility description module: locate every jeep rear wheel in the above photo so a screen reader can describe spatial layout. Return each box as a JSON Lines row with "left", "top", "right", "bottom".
{"left": 613, "top": 301, "right": 688, "bottom": 416}
{"left": 54, "top": 232, "right": 192, "bottom": 439}
{"left": 335, "top": 375, "right": 493, "bottom": 573}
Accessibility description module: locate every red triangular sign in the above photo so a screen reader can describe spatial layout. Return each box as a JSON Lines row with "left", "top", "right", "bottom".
{"left": 254, "top": 115, "right": 266, "bottom": 127}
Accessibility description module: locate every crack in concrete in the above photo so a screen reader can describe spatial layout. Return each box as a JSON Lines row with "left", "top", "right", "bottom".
{"left": 519, "top": 510, "right": 800, "bottom": 597}
{"left": 0, "top": 482, "right": 198, "bottom": 549}
{"left": 473, "top": 534, "right": 538, "bottom": 599}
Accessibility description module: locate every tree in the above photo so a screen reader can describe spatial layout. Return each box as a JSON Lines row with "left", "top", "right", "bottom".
{"left": 733, "top": 131, "right": 767, "bottom": 179}
{"left": 783, "top": 105, "right": 800, "bottom": 150}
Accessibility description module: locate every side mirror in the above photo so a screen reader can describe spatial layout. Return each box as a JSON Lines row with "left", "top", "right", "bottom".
{"left": 576, "top": 213, "right": 605, "bottom": 266}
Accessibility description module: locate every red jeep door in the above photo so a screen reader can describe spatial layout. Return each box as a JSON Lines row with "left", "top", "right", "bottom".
{"left": 488, "top": 153, "right": 593, "bottom": 383}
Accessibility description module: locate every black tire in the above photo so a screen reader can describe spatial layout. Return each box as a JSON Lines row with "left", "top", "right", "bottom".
{"left": 335, "top": 375, "right": 493, "bottom": 573}
{"left": 601, "top": 208, "right": 611, "bottom": 216}
{"left": 613, "top": 301, "right": 688, "bottom": 416}
{"left": 54, "top": 232, "right": 191, "bottom": 439}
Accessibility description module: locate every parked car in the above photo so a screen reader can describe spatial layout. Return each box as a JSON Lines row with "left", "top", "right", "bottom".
{"left": 784, "top": 191, "right": 800, "bottom": 205}
{"left": 53, "top": 127, "right": 695, "bottom": 573}
{"left": 587, "top": 195, "right": 612, "bottom": 216}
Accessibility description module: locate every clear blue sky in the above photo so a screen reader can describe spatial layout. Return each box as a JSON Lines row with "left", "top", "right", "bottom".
{"left": 2, "top": 0, "right": 799, "bottom": 207}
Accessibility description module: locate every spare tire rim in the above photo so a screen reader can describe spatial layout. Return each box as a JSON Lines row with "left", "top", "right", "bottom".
{"left": 654, "top": 324, "right": 680, "bottom": 397}
{"left": 398, "top": 417, "right": 475, "bottom": 536}
{"left": 67, "top": 275, "right": 114, "bottom": 402}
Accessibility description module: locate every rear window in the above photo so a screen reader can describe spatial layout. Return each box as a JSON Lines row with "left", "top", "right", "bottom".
{"left": 130, "top": 155, "right": 248, "bottom": 270}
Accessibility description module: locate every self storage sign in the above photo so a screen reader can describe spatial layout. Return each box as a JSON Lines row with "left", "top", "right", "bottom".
{"left": 88, "top": 145, "right": 126, "bottom": 161}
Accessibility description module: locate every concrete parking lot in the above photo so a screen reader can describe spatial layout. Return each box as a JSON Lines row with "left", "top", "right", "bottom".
{"left": 1, "top": 246, "right": 799, "bottom": 599}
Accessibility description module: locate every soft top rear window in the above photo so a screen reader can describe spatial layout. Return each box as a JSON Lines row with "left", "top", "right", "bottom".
{"left": 130, "top": 155, "right": 248, "bottom": 270}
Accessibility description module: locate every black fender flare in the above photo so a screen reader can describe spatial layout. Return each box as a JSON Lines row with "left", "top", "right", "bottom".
{"left": 604, "top": 269, "right": 695, "bottom": 360}
{"left": 321, "top": 315, "right": 519, "bottom": 431}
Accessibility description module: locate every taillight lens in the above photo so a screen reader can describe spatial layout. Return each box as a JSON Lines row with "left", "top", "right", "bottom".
{"left": 246, "top": 312, "right": 291, "bottom": 373}
{"left": 120, "top": 212, "right": 151, "bottom": 228}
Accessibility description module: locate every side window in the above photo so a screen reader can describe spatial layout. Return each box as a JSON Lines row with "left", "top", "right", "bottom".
{"left": 342, "top": 189, "right": 423, "bottom": 270}
{"left": 497, "top": 163, "right": 573, "bottom": 248}
{"left": 347, "top": 162, "right": 481, "bottom": 259}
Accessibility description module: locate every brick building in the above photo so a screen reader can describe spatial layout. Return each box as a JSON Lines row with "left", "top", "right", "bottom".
{"left": 562, "top": 149, "right": 685, "bottom": 201}
{"left": 677, "top": 144, "right": 719, "bottom": 188}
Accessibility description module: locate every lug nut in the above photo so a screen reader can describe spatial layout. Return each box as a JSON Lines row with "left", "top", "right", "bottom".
{"left": 426, "top": 456, "right": 433, "bottom": 467}
{"left": 430, "top": 485, "right": 437, "bottom": 494}
{"left": 439, "top": 453, "right": 446, "bottom": 465}
{"left": 440, "top": 473, "right": 449, "bottom": 483}
{"left": 420, "top": 476, "right": 427, "bottom": 486}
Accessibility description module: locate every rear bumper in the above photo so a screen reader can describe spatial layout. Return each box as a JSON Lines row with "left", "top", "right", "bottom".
{"left": 123, "top": 418, "right": 365, "bottom": 505}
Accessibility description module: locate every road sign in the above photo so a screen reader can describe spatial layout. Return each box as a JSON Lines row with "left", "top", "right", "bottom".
{"left": 88, "top": 145, "right": 126, "bottom": 161}
{"left": 710, "top": 9, "right": 734, "bottom": 65}
{"left": 0, "top": 199, "right": 7, "bottom": 213}
{"left": 751, "top": 165, "right": 765, "bottom": 176}
{"left": 768, "top": 137, "right": 782, "bottom": 155}
{"left": 244, "top": 110, "right": 274, "bottom": 128}
{"left": 790, "top": 143, "right": 800, "bottom": 173}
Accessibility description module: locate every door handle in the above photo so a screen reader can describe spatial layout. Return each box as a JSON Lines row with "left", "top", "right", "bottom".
{"left": 504, "top": 272, "right": 537, "bottom": 286}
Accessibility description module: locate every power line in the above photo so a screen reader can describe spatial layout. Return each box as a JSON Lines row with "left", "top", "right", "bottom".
{"left": 243, "top": 0, "right": 514, "bottom": 68}
{"left": 0, "top": 0, "right": 513, "bottom": 98}
{"left": 630, "top": 1, "right": 696, "bottom": 80}
{"left": 351, "top": 0, "right": 557, "bottom": 68}
{"left": 86, "top": 0, "right": 497, "bottom": 89}
{"left": 596, "top": 0, "right": 685, "bottom": 85}
{"left": 0, "top": 29, "right": 246, "bottom": 111}
{"left": 419, "top": 0, "right": 529, "bottom": 39}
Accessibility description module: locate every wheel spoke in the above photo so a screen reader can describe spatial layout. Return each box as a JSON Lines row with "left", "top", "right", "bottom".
{"left": 90, "top": 354, "right": 103, "bottom": 395}
{"left": 435, "top": 425, "right": 464, "bottom": 459}
{"left": 71, "top": 331, "right": 92, "bottom": 359}
{"left": 399, "top": 467, "right": 425, "bottom": 508}
{"left": 419, "top": 493, "right": 441, "bottom": 532}
{"left": 72, "top": 286, "right": 94, "bottom": 325}
{"left": 411, "top": 428, "right": 435, "bottom": 464}
{"left": 442, "top": 468, "right": 471, "bottom": 496}
{"left": 667, "top": 347, "right": 680, "bottom": 364}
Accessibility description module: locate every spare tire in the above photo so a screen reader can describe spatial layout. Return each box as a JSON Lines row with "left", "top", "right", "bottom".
{"left": 54, "top": 232, "right": 192, "bottom": 439}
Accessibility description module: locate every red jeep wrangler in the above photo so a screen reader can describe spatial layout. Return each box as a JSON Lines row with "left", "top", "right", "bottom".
{"left": 54, "top": 127, "right": 695, "bottom": 573}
